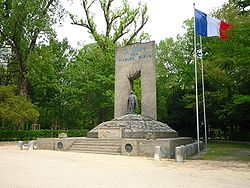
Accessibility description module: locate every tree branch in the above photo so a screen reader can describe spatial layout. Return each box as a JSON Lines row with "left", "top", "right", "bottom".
{"left": 126, "top": 6, "right": 148, "bottom": 45}
{"left": 99, "top": 0, "right": 115, "bottom": 37}
{"left": 28, "top": 0, "right": 56, "bottom": 55}
{"left": 70, "top": 0, "right": 149, "bottom": 47}
{"left": 113, "top": 9, "right": 140, "bottom": 43}
{"left": 81, "top": 0, "right": 96, "bottom": 34}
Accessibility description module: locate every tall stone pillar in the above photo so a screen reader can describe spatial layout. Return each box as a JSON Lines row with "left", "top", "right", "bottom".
{"left": 114, "top": 41, "right": 157, "bottom": 120}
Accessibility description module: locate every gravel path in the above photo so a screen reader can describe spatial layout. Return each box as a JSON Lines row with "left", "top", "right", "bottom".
{"left": 0, "top": 145, "right": 249, "bottom": 188}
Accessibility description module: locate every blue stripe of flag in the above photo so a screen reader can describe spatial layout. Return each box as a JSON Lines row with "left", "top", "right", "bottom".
{"left": 195, "top": 9, "right": 207, "bottom": 36}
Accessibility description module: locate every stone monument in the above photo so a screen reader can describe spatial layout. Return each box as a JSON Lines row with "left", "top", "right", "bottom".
{"left": 115, "top": 41, "right": 157, "bottom": 120}
{"left": 87, "top": 41, "right": 178, "bottom": 139}
{"left": 37, "top": 41, "right": 194, "bottom": 158}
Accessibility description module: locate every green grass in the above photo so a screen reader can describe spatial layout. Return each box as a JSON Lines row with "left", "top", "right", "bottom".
{"left": 201, "top": 140, "right": 250, "bottom": 162}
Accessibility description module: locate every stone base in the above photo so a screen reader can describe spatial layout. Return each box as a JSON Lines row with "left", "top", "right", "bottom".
{"left": 121, "top": 137, "right": 192, "bottom": 158}
{"left": 87, "top": 114, "right": 178, "bottom": 139}
{"left": 36, "top": 137, "right": 193, "bottom": 158}
{"left": 36, "top": 137, "right": 84, "bottom": 151}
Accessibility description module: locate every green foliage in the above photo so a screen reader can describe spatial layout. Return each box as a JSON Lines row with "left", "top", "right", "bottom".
{"left": 233, "top": 0, "right": 250, "bottom": 14}
{"left": 156, "top": 19, "right": 196, "bottom": 135}
{"left": 233, "top": 95, "right": 250, "bottom": 105}
{"left": 0, "top": 86, "right": 39, "bottom": 128}
{"left": 27, "top": 38, "right": 76, "bottom": 129}
{"left": 63, "top": 43, "right": 115, "bottom": 127}
{"left": 204, "top": 1, "right": 250, "bottom": 133}
{"left": 156, "top": 1, "right": 250, "bottom": 138}
{"left": 0, "top": 0, "right": 64, "bottom": 96}
{"left": 27, "top": 38, "right": 115, "bottom": 129}
{"left": 0, "top": 129, "right": 88, "bottom": 141}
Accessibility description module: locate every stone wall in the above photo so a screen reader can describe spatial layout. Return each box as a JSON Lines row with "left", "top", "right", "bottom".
{"left": 121, "top": 137, "right": 192, "bottom": 158}
{"left": 37, "top": 138, "right": 81, "bottom": 151}
{"left": 36, "top": 137, "right": 193, "bottom": 158}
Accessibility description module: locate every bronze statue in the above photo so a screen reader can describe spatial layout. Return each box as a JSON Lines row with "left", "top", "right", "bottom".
{"left": 127, "top": 91, "right": 138, "bottom": 114}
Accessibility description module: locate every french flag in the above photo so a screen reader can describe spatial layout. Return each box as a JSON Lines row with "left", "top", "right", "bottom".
{"left": 195, "top": 9, "right": 232, "bottom": 40}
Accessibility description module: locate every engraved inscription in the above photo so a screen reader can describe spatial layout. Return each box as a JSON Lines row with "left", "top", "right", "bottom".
{"left": 98, "top": 128, "right": 122, "bottom": 139}
{"left": 117, "top": 44, "right": 152, "bottom": 63}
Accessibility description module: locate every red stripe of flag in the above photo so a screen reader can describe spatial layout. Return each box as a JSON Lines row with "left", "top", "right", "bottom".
{"left": 220, "top": 21, "right": 233, "bottom": 40}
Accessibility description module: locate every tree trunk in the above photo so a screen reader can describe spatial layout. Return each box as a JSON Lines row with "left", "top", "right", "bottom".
{"left": 19, "top": 69, "right": 28, "bottom": 97}
{"left": 16, "top": 49, "right": 28, "bottom": 97}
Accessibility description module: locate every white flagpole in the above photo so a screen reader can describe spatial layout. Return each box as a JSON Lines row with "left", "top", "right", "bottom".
{"left": 193, "top": 3, "right": 200, "bottom": 154}
{"left": 200, "top": 36, "right": 208, "bottom": 149}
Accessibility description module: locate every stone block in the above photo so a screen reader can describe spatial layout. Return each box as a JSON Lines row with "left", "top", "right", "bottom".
{"left": 175, "top": 146, "right": 184, "bottom": 162}
{"left": 17, "top": 141, "right": 24, "bottom": 150}
{"left": 186, "top": 144, "right": 192, "bottom": 157}
{"left": 36, "top": 138, "right": 76, "bottom": 151}
{"left": 98, "top": 127, "right": 123, "bottom": 139}
{"left": 28, "top": 141, "right": 34, "bottom": 150}
{"left": 121, "top": 139, "right": 138, "bottom": 156}
{"left": 180, "top": 145, "right": 186, "bottom": 159}
{"left": 58, "top": 133, "right": 67, "bottom": 138}
{"left": 154, "top": 146, "right": 161, "bottom": 161}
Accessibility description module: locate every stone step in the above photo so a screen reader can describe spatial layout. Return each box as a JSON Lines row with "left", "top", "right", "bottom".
{"left": 72, "top": 142, "right": 121, "bottom": 146}
{"left": 67, "top": 149, "right": 121, "bottom": 155}
{"left": 67, "top": 139, "right": 122, "bottom": 155}
{"left": 69, "top": 146, "right": 121, "bottom": 152}
{"left": 70, "top": 145, "right": 121, "bottom": 150}
{"left": 68, "top": 147, "right": 121, "bottom": 154}
{"left": 73, "top": 139, "right": 122, "bottom": 143}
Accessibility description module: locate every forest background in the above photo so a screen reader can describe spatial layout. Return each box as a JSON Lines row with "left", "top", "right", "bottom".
{"left": 0, "top": 0, "right": 249, "bottom": 141}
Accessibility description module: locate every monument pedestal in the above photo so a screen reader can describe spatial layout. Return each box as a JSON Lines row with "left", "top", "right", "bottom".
{"left": 84, "top": 114, "right": 193, "bottom": 158}
{"left": 87, "top": 114, "right": 178, "bottom": 139}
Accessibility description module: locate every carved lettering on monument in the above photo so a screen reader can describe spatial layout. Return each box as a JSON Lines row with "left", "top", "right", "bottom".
{"left": 117, "top": 45, "right": 152, "bottom": 63}
{"left": 98, "top": 127, "right": 123, "bottom": 139}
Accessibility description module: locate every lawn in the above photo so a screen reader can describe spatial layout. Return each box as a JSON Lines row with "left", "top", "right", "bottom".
{"left": 201, "top": 140, "right": 250, "bottom": 162}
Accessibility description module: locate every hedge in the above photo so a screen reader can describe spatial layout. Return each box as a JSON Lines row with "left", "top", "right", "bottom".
{"left": 0, "top": 129, "right": 88, "bottom": 141}
{"left": 229, "top": 132, "right": 250, "bottom": 142}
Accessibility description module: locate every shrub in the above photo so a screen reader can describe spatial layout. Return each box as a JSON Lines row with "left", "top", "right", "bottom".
{"left": 0, "top": 129, "right": 88, "bottom": 141}
{"left": 0, "top": 86, "right": 39, "bottom": 129}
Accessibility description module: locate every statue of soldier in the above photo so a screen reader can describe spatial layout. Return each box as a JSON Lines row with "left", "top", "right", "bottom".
{"left": 127, "top": 91, "right": 138, "bottom": 114}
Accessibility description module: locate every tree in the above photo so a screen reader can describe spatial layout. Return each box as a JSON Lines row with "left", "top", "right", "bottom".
{"left": 206, "top": 0, "right": 250, "bottom": 133}
{"left": 63, "top": 43, "right": 115, "bottom": 128}
{"left": 156, "top": 28, "right": 197, "bottom": 136}
{"left": 233, "top": 0, "right": 250, "bottom": 14}
{"left": 70, "top": 0, "right": 149, "bottom": 49}
{"left": 0, "top": 0, "right": 64, "bottom": 96}
{"left": 27, "top": 38, "right": 76, "bottom": 129}
{"left": 156, "top": 0, "right": 250, "bottom": 139}
{"left": 0, "top": 86, "right": 39, "bottom": 129}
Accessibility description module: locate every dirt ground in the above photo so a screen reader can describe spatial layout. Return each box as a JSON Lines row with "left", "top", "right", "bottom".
{"left": 0, "top": 144, "right": 249, "bottom": 188}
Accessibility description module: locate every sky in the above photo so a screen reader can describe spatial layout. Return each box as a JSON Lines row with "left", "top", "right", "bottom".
{"left": 55, "top": 0, "right": 229, "bottom": 47}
